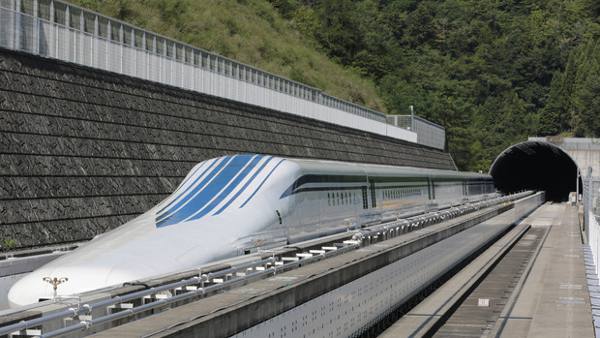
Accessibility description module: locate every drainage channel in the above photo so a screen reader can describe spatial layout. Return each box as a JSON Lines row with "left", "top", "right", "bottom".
{"left": 428, "top": 226, "right": 548, "bottom": 337}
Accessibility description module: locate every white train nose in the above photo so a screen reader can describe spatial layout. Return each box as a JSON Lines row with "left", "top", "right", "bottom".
{"left": 7, "top": 273, "right": 54, "bottom": 307}
{"left": 7, "top": 264, "right": 147, "bottom": 308}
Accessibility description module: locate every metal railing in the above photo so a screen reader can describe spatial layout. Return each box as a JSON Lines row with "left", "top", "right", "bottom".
{"left": 0, "top": 0, "right": 450, "bottom": 148}
{"left": 584, "top": 175, "right": 600, "bottom": 275}
{"left": 387, "top": 115, "right": 446, "bottom": 149}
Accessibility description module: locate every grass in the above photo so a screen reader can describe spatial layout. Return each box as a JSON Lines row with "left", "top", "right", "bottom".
{"left": 1, "top": 238, "right": 17, "bottom": 250}
{"left": 71, "top": 0, "right": 386, "bottom": 111}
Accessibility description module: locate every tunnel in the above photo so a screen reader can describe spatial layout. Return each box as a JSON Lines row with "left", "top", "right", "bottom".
{"left": 489, "top": 141, "right": 580, "bottom": 202}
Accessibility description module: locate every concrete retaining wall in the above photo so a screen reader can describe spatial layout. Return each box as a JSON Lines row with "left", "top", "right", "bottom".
{"left": 0, "top": 49, "right": 456, "bottom": 250}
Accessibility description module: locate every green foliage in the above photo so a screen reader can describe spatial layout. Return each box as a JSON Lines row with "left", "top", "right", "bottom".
{"left": 2, "top": 238, "right": 17, "bottom": 250}
{"left": 68, "top": 0, "right": 385, "bottom": 111}
{"left": 271, "top": 0, "right": 600, "bottom": 170}
{"left": 72, "top": 0, "right": 600, "bottom": 171}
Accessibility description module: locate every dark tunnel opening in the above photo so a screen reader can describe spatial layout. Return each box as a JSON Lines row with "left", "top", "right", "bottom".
{"left": 489, "top": 141, "right": 580, "bottom": 202}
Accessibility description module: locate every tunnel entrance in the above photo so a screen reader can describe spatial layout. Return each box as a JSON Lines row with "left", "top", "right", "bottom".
{"left": 490, "top": 141, "right": 580, "bottom": 202}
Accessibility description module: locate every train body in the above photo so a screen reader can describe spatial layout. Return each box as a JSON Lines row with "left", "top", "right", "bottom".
{"left": 8, "top": 154, "right": 494, "bottom": 307}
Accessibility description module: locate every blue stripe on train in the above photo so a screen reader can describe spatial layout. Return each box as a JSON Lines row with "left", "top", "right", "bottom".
{"left": 239, "top": 159, "right": 286, "bottom": 208}
{"left": 212, "top": 156, "right": 274, "bottom": 215}
{"left": 156, "top": 159, "right": 217, "bottom": 216}
{"left": 156, "top": 156, "right": 230, "bottom": 223}
{"left": 156, "top": 155, "right": 255, "bottom": 227}
{"left": 184, "top": 155, "right": 263, "bottom": 222}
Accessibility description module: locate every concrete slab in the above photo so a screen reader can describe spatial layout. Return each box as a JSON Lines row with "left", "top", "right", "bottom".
{"left": 378, "top": 223, "right": 531, "bottom": 337}
{"left": 496, "top": 204, "right": 594, "bottom": 338}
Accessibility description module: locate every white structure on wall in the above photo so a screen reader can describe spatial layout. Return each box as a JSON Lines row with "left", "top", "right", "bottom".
{"left": 0, "top": 0, "right": 447, "bottom": 149}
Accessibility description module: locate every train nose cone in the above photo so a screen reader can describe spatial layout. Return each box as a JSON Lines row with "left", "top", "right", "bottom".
{"left": 7, "top": 264, "right": 148, "bottom": 308}
{"left": 7, "top": 274, "right": 53, "bottom": 307}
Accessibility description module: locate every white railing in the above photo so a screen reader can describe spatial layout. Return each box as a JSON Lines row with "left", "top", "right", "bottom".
{"left": 387, "top": 115, "right": 446, "bottom": 149}
{"left": 588, "top": 213, "right": 599, "bottom": 276}
{"left": 0, "top": 0, "right": 456, "bottom": 147}
{"left": 584, "top": 176, "right": 600, "bottom": 275}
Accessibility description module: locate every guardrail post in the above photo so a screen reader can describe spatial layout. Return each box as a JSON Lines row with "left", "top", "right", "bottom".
{"left": 130, "top": 27, "right": 134, "bottom": 76}
{"left": 118, "top": 23, "right": 123, "bottom": 73}
{"left": 79, "top": 8, "right": 83, "bottom": 64}
{"left": 14, "top": 0, "right": 21, "bottom": 50}
{"left": 93, "top": 14, "right": 98, "bottom": 67}
{"left": 33, "top": 0, "right": 41, "bottom": 54}
{"left": 64, "top": 4, "right": 69, "bottom": 58}
{"left": 106, "top": 19, "right": 112, "bottom": 70}
{"left": 143, "top": 31, "right": 148, "bottom": 79}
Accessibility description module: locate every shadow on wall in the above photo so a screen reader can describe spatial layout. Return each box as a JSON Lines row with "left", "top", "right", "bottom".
{"left": 490, "top": 141, "right": 580, "bottom": 202}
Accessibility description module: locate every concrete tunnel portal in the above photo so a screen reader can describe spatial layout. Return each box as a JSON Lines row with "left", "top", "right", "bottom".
{"left": 489, "top": 141, "right": 580, "bottom": 202}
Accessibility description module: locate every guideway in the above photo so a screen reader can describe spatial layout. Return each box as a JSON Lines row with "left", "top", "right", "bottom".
{"left": 496, "top": 203, "right": 592, "bottom": 337}
{"left": 81, "top": 194, "right": 539, "bottom": 338}
{"left": 379, "top": 203, "right": 593, "bottom": 337}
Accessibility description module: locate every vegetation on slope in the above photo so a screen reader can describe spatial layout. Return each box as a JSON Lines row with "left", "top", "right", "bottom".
{"left": 72, "top": 0, "right": 600, "bottom": 171}
{"left": 272, "top": 0, "right": 600, "bottom": 170}
{"left": 71, "top": 0, "right": 385, "bottom": 111}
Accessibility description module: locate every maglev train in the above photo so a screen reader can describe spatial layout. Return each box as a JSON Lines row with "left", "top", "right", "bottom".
{"left": 8, "top": 154, "right": 494, "bottom": 307}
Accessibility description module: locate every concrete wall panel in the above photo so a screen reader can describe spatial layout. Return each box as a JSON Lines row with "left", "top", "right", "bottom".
{"left": 0, "top": 49, "right": 456, "bottom": 249}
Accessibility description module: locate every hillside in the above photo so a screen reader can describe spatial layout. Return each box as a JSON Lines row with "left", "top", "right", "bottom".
{"left": 272, "top": 0, "right": 600, "bottom": 170}
{"left": 72, "top": 0, "right": 600, "bottom": 171}
{"left": 71, "top": 0, "right": 385, "bottom": 111}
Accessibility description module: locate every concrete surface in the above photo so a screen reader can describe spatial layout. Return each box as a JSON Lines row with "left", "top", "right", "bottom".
{"left": 378, "top": 203, "right": 594, "bottom": 338}
{"left": 378, "top": 223, "right": 531, "bottom": 337}
{"left": 494, "top": 204, "right": 594, "bottom": 337}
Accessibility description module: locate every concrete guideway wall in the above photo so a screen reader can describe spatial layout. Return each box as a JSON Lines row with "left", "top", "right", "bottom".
{"left": 0, "top": 49, "right": 456, "bottom": 250}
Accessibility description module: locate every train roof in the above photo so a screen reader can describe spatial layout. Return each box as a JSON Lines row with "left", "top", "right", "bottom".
{"left": 283, "top": 157, "right": 491, "bottom": 180}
